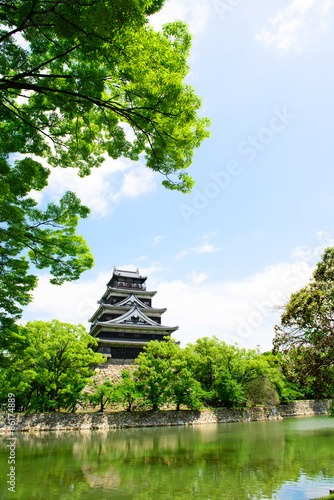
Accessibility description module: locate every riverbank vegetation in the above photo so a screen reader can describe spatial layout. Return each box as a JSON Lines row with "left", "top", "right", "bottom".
{"left": 0, "top": 325, "right": 333, "bottom": 413}
{"left": 86, "top": 335, "right": 333, "bottom": 413}
{"left": 0, "top": 320, "right": 105, "bottom": 412}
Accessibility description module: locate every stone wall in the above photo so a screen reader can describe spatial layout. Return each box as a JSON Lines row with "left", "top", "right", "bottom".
{"left": 278, "top": 399, "right": 331, "bottom": 416}
{"left": 83, "top": 359, "right": 138, "bottom": 411}
{"left": 88, "top": 360, "right": 135, "bottom": 388}
{"left": 0, "top": 400, "right": 331, "bottom": 434}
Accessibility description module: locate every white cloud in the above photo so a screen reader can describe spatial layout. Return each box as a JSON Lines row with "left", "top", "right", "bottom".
{"left": 21, "top": 270, "right": 112, "bottom": 327}
{"left": 149, "top": 0, "right": 211, "bottom": 35}
{"left": 22, "top": 240, "right": 323, "bottom": 352}
{"left": 157, "top": 258, "right": 314, "bottom": 351}
{"left": 137, "top": 256, "right": 148, "bottom": 262}
{"left": 203, "top": 230, "right": 219, "bottom": 238}
{"left": 175, "top": 244, "right": 222, "bottom": 259}
{"left": 152, "top": 235, "right": 166, "bottom": 247}
{"left": 135, "top": 263, "right": 164, "bottom": 277}
{"left": 175, "top": 231, "right": 222, "bottom": 259}
{"left": 185, "top": 271, "right": 209, "bottom": 285}
{"left": 112, "top": 165, "right": 156, "bottom": 202}
{"left": 291, "top": 231, "right": 334, "bottom": 260}
{"left": 30, "top": 158, "right": 157, "bottom": 217}
{"left": 255, "top": 0, "right": 334, "bottom": 53}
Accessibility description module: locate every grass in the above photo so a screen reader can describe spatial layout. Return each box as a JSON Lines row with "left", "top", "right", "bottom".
{"left": 312, "top": 494, "right": 334, "bottom": 500}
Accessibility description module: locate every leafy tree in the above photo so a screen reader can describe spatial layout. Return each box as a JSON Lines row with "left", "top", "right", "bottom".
{"left": 278, "top": 348, "right": 334, "bottom": 400}
{"left": 186, "top": 337, "right": 247, "bottom": 407}
{"left": 238, "top": 352, "right": 285, "bottom": 407}
{"left": 114, "top": 369, "right": 143, "bottom": 412}
{"left": 273, "top": 247, "right": 334, "bottom": 399}
{"left": 0, "top": 0, "right": 210, "bottom": 341}
{"left": 244, "top": 376, "right": 279, "bottom": 407}
{"left": 0, "top": 320, "right": 105, "bottom": 412}
{"left": 133, "top": 340, "right": 173, "bottom": 410}
{"left": 185, "top": 337, "right": 221, "bottom": 406}
{"left": 188, "top": 338, "right": 283, "bottom": 408}
{"left": 0, "top": 170, "right": 93, "bottom": 323}
{"left": 86, "top": 379, "right": 114, "bottom": 413}
{"left": 0, "top": 315, "right": 29, "bottom": 367}
{"left": 214, "top": 367, "right": 246, "bottom": 408}
{"left": 0, "top": 0, "right": 210, "bottom": 188}
{"left": 329, "top": 401, "right": 334, "bottom": 418}
{"left": 260, "top": 351, "right": 305, "bottom": 403}
{"left": 168, "top": 364, "right": 203, "bottom": 411}
{"left": 134, "top": 339, "right": 202, "bottom": 411}
{"left": 161, "top": 343, "right": 203, "bottom": 411}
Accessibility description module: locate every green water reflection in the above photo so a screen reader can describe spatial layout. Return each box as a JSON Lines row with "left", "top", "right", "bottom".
{"left": 1, "top": 416, "right": 334, "bottom": 500}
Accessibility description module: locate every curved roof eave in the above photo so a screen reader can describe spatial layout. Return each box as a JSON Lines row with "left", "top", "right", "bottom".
{"left": 102, "top": 287, "right": 157, "bottom": 300}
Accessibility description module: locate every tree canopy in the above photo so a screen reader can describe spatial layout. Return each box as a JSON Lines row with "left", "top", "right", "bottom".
{"left": 0, "top": 160, "right": 93, "bottom": 349}
{"left": 0, "top": 320, "right": 105, "bottom": 411}
{"left": 1, "top": 330, "right": 325, "bottom": 414}
{"left": 273, "top": 247, "right": 334, "bottom": 398}
{"left": 0, "top": 0, "right": 210, "bottom": 336}
{"left": 133, "top": 339, "right": 203, "bottom": 411}
{"left": 0, "top": 0, "right": 209, "bottom": 186}
{"left": 187, "top": 337, "right": 285, "bottom": 407}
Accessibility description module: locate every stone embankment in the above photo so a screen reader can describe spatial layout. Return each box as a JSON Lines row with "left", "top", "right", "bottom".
{"left": 0, "top": 400, "right": 331, "bottom": 434}
{"left": 90, "top": 358, "right": 136, "bottom": 385}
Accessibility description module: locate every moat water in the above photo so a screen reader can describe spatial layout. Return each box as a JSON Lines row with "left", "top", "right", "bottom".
{"left": 1, "top": 415, "right": 334, "bottom": 499}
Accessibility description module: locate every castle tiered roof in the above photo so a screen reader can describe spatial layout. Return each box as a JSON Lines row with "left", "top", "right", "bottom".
{"left": 90, "top": 267, "right": 178, "bottom": 360}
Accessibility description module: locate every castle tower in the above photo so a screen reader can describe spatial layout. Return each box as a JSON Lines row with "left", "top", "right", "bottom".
{"left": 89, "top": 268, "right": 178, "bottom": 360}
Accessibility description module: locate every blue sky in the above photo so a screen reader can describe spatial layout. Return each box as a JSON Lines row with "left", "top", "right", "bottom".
{"left": 23, "top": 0, "right": 334, "bottom": 351}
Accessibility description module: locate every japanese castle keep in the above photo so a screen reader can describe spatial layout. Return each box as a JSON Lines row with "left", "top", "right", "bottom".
{"left": 89, "top": 268, "right": 178, "bottom": 360}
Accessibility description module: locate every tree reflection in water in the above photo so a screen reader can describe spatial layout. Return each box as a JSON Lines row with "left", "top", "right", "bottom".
{"left": 0, "top": 416, "right": 334, "bottom": 499}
